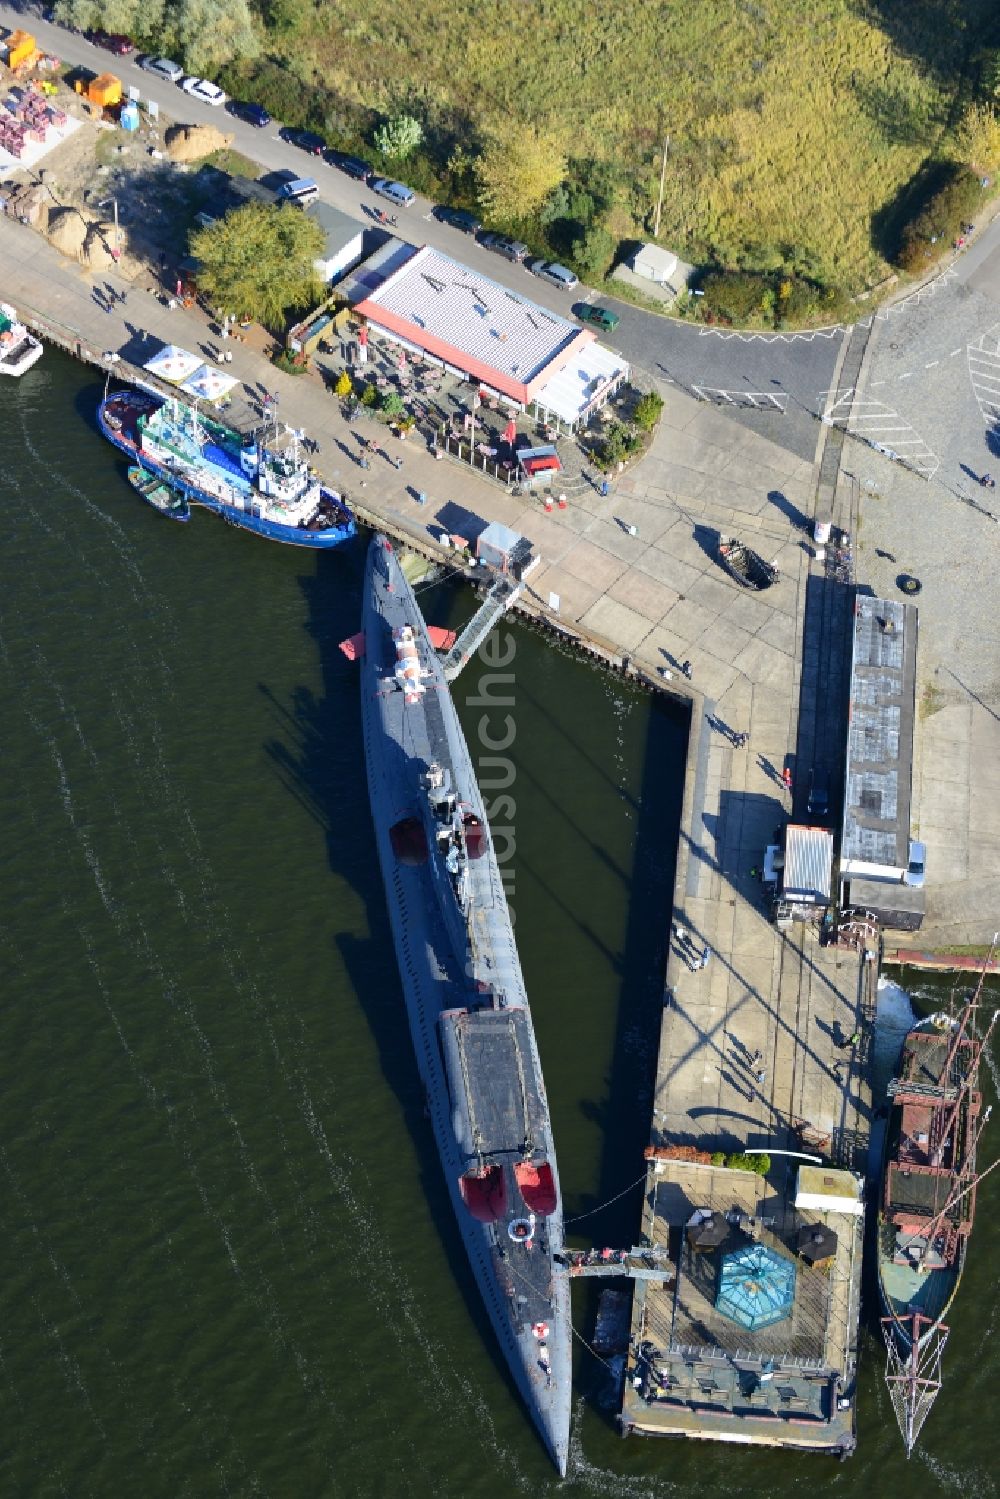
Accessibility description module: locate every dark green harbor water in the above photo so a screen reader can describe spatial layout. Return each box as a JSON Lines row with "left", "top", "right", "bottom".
{"left": 0, "top": 352, "right": 996, "bottom": 1498}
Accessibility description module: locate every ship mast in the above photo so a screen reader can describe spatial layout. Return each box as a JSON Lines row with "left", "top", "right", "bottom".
{"left": 882, "top": 1313, "right": 948, "bottom": 1457}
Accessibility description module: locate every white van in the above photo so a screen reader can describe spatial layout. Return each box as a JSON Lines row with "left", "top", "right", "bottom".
{"left": 277, "top": 178, "right": 319, "bottom": 206}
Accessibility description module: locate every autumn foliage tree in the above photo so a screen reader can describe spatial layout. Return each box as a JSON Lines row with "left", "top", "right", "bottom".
{"left": 953, "top": 103, "right": 1000, "bottom": 175}
{"left": 189, "top": 202, "right": 324, "bottom": 327}
{"left": 475, "top": 122, "right": 567, "bottom": 224}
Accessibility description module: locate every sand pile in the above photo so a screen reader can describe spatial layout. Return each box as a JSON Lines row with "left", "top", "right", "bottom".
{"left": 164, "top": 124, "right": 233, "bottom": 162}
{"left": 47, "top": 206, "right": 89, "bottom": 258}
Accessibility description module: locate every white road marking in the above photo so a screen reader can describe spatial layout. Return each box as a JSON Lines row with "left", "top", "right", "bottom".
{"left": 820, "top": 387, "right": 940, "bottom": 477}
{"left": 698, "top": 325, "right": 843, "bottom": 344}
{"left": 967, "top": 327, "right": 1000, "bottom": 423}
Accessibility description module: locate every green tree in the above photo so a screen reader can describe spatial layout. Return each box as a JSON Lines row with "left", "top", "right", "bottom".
{"left": 176, "top": 0, "right": 259, "bottom": 75}
{"left": 476, "top": 122, "right": 567, "bottom": 224}
{"left": 373, "top": 114, "right": 424, "bottom": 162}
{"left": 335, "top": 369, "right": 353, "bottom": 399}
{"left": 633, "top": 390, "right": 664, "bottom": 431}
{"left": 189, "top": 201, "right": 323, "bottom": 327}
{"left": 571, "top": 224, "right": 614, "bottom": 279}
{"left": 54, "top": 0, "right": 165, "bottom": 41}
{"left": 381, "top": 390, "right": 405, "bottom": 419}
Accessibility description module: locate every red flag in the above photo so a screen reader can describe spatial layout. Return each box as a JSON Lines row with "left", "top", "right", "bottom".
{"left": 338, "top": 631, "right": 366, "bottom": 661}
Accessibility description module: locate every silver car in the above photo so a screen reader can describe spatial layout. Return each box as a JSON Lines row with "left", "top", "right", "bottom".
{"left": 527, "top": 259, "right": 578, "bottom": 290}
{"left": 141, "top": 56, "right": 185, "bottom": 84}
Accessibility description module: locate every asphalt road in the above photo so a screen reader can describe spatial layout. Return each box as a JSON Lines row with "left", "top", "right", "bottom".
{"left": 2, "top": 2, "right": 845, "bottom": 460}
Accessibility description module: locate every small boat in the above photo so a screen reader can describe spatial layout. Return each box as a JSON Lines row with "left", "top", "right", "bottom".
{"left": 718, "top": 534, "right": 778, "bottom": 589}
{"left": 128, "top": 465, "right": 190, "bottom": 521}
{"left": 878, "top": 941, "right": 999, "bottom": 1454}
{"left": 100, "top": 388, "right": 356, "bottom": 549}
{"left": 0, "top": 302, "right": 43, "bottom": 377}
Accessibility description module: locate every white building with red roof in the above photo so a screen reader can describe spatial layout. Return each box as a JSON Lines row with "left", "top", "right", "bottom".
{"left": 352, "top": 246, "right": 628, "bottom": 432}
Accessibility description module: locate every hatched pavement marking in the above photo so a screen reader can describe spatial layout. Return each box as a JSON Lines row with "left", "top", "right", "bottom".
{"left": 820, "top": 386, "right": 940, "bottom": 478}
{"left": 967, "top": 326, "right": 1000, "bottom": 424}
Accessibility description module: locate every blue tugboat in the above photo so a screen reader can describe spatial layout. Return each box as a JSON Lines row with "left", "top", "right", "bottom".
{"left": 100, "top": 388, "right": 355, "bottom": 548}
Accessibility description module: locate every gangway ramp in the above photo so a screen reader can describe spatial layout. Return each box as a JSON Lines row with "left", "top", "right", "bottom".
{"left": 441, "top": 576, "right": 523, "bottom": 680}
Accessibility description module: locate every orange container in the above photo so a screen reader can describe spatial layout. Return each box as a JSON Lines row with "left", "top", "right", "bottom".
{"left": 8, "top": 29, "right": 36, "bottom": 69}
{"left": 88, "top": 72, "right": 122, "bottom": 107}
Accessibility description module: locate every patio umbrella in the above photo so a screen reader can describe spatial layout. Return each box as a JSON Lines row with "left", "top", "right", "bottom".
{"left": 144, "top": 344, "right": 202, "bottom": 384}
{"left": 180, "top": 364, "right": 239, "bottom": 402}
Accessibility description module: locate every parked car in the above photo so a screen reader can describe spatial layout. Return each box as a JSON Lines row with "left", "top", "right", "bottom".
{"left": 228, "top": 101, "right": 271, "bottom": 128}
{"left": 434, "top": 205, "right": 482, "bottom": 236}
{"left": 182, "top": 77, "right": 227, "bottom": 107}
{"left": 140, "top": 56, "right": 185, "bottom": 84}
{"left": 276, "top": 178, "right": 319, "bottom": 206}
{"left": 326, "top": 150, "right": 372, "bottom": 181}
{"left": 85, "top": 30, "right": 134, "bottom": 55}
{"left": 806, "top": 767, "right": 830, "bottom": 819}
{"left": 575, "top": 302, "right": 620, "bottom": 333}
{"left": 480, "top": 231, "right": 529, "bottom": 263}
{"left": 527, "top": 259, "right": 578, "bottom": 290}
{"left": 371, "top": 178, "right": 416, "bottom": 208}
{"left": 905, "top": 839, "right": 926, "bottom": 888}
{"left": 281, "top": 127, "right": 326, "bottom": 155}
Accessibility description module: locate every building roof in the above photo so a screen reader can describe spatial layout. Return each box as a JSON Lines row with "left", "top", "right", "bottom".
{"left": 630, "top": 243, "right": 679, "bottom": 281}
{"left": 782, "top": 825, "right": 833, "bottom": 905}
{"left": 841, "top": 595, "right": 918, "bottom": 878}
{"left": 353, "top": 246, "right": 593, "bottom": 403}
{"left": 306, "top": 200, "right": 365, "bottom": 257}
{"left": 531, "top": 339, "right": 629, "bottom": 425}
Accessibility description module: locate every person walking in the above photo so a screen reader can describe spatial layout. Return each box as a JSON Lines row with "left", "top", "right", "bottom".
{"left": 699, "top": 947, "right": 711, "bottom": 970}
{"left": 781, "top": 767, "right": 793, "bottom": 790}
{"left": 681, "top": 660, "right": 693, "bottom": 680}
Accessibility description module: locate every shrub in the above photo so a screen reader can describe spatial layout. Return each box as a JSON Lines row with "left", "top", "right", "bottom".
{"left": 571, "top": 224, "right": 615, "bottom": 279}
{"left": 896, "top": 164, "right": 984, "bottom": 272}
{"left": 273, "top": 348, "right": 309, "bottom": 374}
{"left": 360, "top": 382, "right": 378, "bottom": 407}
{"left": 710, "top": 1152, "right": 725, "bottom": 1167}
{"left": 381, "top": 390, "right": 405, "bottom": 419}
{"left": 594, "top": 419, "right": 641, "bottom": 470}
{"left": 633, "top": 390, "right": 664, "bottom": 431}
{"left": 725, "top": 1151, "right": 770, "bottom": 1176}
{"left": 335, "top": 369, "right": 353, "bottom": 399}
{"left": 373, "top": 113, "right": 424, "bottom": 161}
{"left": 697, "top": 270, "right": 772, "bottom": 326}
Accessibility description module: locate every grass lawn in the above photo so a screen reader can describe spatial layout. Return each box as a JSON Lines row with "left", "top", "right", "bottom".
{"left": 271, "top": 0, "right": 999, "bottom": 292}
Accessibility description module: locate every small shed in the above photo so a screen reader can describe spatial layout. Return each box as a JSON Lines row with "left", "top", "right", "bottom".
{"left": 516, "top": 444, "right": 562, "bottom": 487}
{"left": 476, "top": 521, "right": 533, "bottom": 577}
{"left": 846, "top": 876, "right": 924, "bottom": 932}
{"left": 630, "top": 243, "right": 679, "bottom": 285}
{"left": 306, "top": 200, "right": 366, "bottom": 283}
{"left": 88, "top": 73, "right": 123, "bottom": 108}
{"left": 782, "top": 825, "right": 833, "bottom": 907}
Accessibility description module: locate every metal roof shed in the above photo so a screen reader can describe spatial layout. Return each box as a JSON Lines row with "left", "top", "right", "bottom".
{"left": 630, "top": 243, "right": 679, "bottom": 284}
{"left": 782, "top": 825, "right": 834, "bottom": 905}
